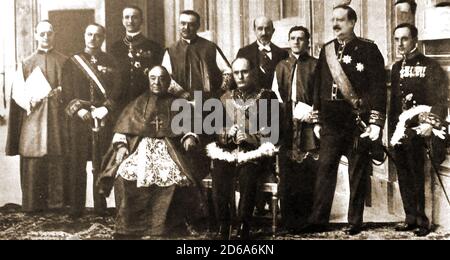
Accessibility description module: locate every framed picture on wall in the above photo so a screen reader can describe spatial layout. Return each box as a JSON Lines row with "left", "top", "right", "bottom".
{"left": 422, "top": 6, "right": 450, "bottom": 40}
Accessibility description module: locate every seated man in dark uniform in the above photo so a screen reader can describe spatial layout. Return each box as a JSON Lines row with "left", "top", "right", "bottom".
{"left": 207, "top": 58, "right": 279, "bottom": 240}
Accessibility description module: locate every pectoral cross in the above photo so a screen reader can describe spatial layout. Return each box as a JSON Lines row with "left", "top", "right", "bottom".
{"left": 151, "top": 116, "right": 164, "bottom": 132}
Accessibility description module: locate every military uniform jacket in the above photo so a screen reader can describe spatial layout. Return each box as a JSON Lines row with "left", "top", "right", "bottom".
{"left": 389, "top": 52, "right": 448, "bottom": 130}
{"left": 219, "top": 87, "right": 278, "bottom": 152}
{"left": 313, "top": 37, "right": 387, "bottom": 128}
{"left": 110, "top": 34, "right": 164, "bottom": 109}
{"left": 62, "top": 51, "right": 121, "bottom": 158}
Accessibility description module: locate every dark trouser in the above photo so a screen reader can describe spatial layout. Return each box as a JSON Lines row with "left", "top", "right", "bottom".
{"left": 394, "top": 137, "right": 430, "bottom": 229}
{"left": 68, "top": 146, "right": 107, "bottom": 216}
{"left": 308, "top": 125, "right": 371, "bottom": 226}
{"left": 212, "top": 160, "right": 263, "bottom": 227}
{"left": 280, "top": 156, "right": 318, "bottom": 230}
{"left": 20, "top": 156, "right": 65, "bottom": 213}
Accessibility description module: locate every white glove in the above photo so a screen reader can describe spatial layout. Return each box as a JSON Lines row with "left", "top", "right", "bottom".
{"left": 77, "top": 109, "right": 92, "bottom": 122}
{"left": 360, "top": 124, "right": 381, "bottom": 141}
{"left": 91, "top": 106, "right": 109, "bottom": 120}
{"left": 412, "top": 123, "right": 433, "bottom": 137}
{"left": 314, "top": 125, "right": 321, "bottom": 139}
{"left": 432, "top": 129, "right": 446, "bottom": 140}
{"left": 293, "top": 102, "right": 313, "bottom": 122}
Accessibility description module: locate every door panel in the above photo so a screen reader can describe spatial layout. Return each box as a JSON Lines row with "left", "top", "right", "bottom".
{"left": 49, "top": 10, "right": 95, "bottom": 56}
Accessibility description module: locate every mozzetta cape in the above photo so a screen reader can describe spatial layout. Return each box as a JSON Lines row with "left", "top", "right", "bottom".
{"left": 98, "top": 91, "right": 203, "bottom": 196}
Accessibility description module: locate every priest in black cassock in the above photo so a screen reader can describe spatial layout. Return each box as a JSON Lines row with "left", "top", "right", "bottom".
{"left": 110, "top": 5, "right": 164, "bottom": 111}
{"left": 271, "top": 26, "right": 319, "bottom": 232}
{"left": 6, "top": 21, "right": 68, "bottom": 213}
{"left": 162, "top": 10, "right": 232, "bottom": 100}
{"left": 98, "top": 66, "right": 206, "bottom": 239}
{"left": 62, "top": 24, "right": 120, "bottom": 217}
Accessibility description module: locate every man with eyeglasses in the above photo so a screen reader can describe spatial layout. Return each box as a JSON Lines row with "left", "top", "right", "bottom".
{"left": 6, "top": 20, "right": 68, "bottom": 214}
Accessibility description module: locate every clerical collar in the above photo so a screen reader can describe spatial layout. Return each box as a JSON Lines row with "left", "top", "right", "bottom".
{"left": 337, "top": 33, "right": 356, "bottom": 46}
{"left": 182, "top": 36, "right": 198, "bottom": 44}
{"left": 291, "top": 51, "right": 309, "bottom": 61}
{"left": 37, "top": 47, "right": 54, "bottom": 54}
{"left": 126, "top": 31, "right": 142, "bottom": 39}
{"left": 84, "top": 48, "right": 101, "bottom": 56}
{"left": 257, "top": 40, "right": 272, "bottom": 52}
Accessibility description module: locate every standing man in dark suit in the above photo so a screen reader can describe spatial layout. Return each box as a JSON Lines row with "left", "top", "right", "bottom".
{"left": 304, "top": 5, "right": 387, "bottom": 235}
{"left": 237, "top": 16, "right": 289, "bottom": 90}
{"left": 110, "top": 5, "right": 164, "bottom": 111}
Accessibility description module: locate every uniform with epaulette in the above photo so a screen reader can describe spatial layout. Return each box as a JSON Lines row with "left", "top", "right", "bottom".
{"left": 310, "top": 35, "right": 387, "bottom": 230}
{"left": 389, "top": 50, "right": 448, "bottom": 233}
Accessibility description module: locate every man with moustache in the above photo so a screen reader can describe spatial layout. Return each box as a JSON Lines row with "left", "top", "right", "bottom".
{"left": 6, "top": 20, "right": 68, "bottom": 214}
{"left": 304, "top": 5, "right": 387, "bottom": 235}
{"left": 99, "top": 66, "right": 204, "bottom": 239}
{"left": 271, "top": 26, "right": 319, "bottom": 232}
{"left": 62, "top": 24, "right": 120, "bottom": 217}
{"left": 111, "top": 5, "right": 164, "bottom": 111}
{"left": 390, "top": 23, "right": 448, "bottom": 237}
{"left": 237, "top": 16, "right": 289, "bottom": 90}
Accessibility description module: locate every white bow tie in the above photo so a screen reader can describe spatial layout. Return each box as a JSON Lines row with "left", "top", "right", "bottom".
{"left": 259, "top": 46, "right": 271, "bottom": 52}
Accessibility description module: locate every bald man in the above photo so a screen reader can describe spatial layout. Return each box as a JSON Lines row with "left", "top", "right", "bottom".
{"left": 237, "top": 16, "right": 288, "bottom": 90}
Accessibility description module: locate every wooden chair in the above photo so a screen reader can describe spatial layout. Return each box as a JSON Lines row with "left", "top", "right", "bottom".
{"left": 202, "top": 154, "right": 280, "bottom": 238}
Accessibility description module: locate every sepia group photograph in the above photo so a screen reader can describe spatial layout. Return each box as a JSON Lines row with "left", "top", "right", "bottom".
{"left": 0, "top": 0, "right": 450, "bottom": 243}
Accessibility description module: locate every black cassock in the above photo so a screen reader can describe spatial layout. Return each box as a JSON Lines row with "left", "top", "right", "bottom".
{"left": 6, "top": 50, "right": 68, "bottom": 213}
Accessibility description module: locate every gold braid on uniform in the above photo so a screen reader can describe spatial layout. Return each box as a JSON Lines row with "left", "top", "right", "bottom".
{"left": 220, "top": 74, "right": 233, "bottom": 91}
{"left": 418, "top": 112, "right": 444, "bottom": 129}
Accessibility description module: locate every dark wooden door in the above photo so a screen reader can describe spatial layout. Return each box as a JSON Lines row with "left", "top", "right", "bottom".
{"left": 49, "top": 9, "right": 95, "bottom": 56}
